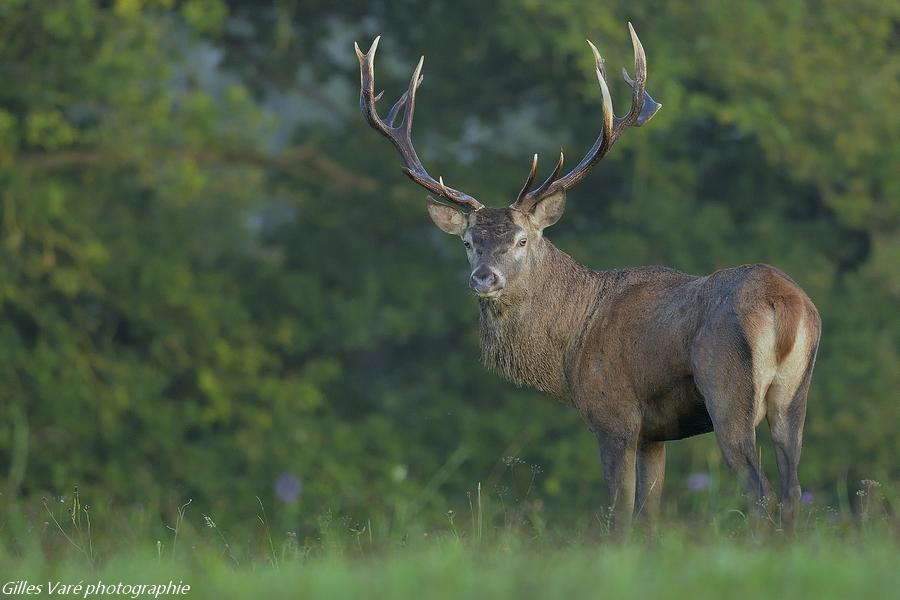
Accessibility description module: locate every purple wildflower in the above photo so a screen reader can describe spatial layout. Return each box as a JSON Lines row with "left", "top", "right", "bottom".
{"left": 801, "top": 491, "right": 814, "bottom": 505}
{"left": 274, "top": 473, "right": 302, "bottom": 503}
{"left": 686, "top": 472, "right": 711, "bottom": 492}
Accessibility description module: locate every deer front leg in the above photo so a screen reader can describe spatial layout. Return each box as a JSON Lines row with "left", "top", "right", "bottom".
{"left": 596, "top": 432, "right": 638, "bottom": 538}
{"left": 635, "top": 440, "right": 666, "bottom": 534}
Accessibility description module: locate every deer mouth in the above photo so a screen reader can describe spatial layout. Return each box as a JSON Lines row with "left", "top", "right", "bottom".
{"left": 474, "top": 289, "right": 503, "bottom": 299}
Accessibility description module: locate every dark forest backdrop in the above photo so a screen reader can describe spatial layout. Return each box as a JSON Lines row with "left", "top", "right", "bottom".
{"left": 0, "top": 0, "right": 897, "bottom": 534}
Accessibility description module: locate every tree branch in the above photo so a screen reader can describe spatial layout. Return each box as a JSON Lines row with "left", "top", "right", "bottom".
{"left": 11, "top": 145, "right": 377, "bottom": 192}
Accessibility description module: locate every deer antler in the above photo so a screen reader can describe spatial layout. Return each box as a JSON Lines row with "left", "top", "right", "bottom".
{"left": 355, "top": 37, "right": 484, "bottom": 212}
{"left": 513, "top": 23, "right": 662, "bottom": 212}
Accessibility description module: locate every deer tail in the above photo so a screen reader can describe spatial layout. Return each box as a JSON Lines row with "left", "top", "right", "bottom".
{"left": 773, "top": 296, "right": 803, "bottom": 365}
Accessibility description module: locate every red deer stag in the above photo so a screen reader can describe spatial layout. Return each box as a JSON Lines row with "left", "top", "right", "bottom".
{"left": 354, "top": 24, "right": 821, "bottom": 535}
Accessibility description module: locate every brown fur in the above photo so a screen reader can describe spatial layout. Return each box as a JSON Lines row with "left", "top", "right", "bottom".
{"left": 772, "top": 281, "right": 807, "bottom": 364}
{"left": 479, "top": 242, "right": 601, "bottom": 399}
{"left": 737, "top": 267, "right": 810, "bottom": 365}
{"left": 438, "top": 208, "right": 821, "bottom": 537}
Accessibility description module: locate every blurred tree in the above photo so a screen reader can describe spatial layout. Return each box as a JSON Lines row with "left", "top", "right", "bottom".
{"left": 0, "top": 0, "right": 896, "bottom": 534}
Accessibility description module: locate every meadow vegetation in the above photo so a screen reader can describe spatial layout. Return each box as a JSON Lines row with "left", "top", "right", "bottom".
{"left": 1, "top": 482, "right": 897, "bottom": 599}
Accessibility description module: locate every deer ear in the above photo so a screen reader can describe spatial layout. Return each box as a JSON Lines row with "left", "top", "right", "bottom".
{"left": 426, "top": 196, "right": 467, "bottom": 235}
{"left": 529, "top": 189, "right": 566, "bottom": 230}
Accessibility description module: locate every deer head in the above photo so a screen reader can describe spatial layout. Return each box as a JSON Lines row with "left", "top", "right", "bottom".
{"left": 355, "top": 24, "right": 661, "bottom": 299}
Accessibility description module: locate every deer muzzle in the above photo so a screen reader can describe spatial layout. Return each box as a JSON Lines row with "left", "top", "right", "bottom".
{"left": 469, "top": 265, "right": 505, "bottom": 297}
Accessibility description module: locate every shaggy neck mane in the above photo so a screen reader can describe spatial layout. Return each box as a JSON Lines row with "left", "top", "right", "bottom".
{"left": 479, "top": 239, "right": 603, "bottom": 400}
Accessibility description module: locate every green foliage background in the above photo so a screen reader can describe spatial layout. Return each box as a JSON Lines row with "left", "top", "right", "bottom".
{"left": 0, "top": 0, "right": 897, "bottom": 534}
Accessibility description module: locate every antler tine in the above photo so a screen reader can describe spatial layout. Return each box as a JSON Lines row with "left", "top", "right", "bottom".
{"left": 621, "top": 23, "right": 661, "bottom": 127}
{"left": 516, "top": 154, "right": 539, "bottom": 204}
{"left": 356, "top": 37, "right": 390, "bottom": 138}
{"left": 385, "top": 74, "right": 423, "bottom": 127}
{"left": 355, "top": 37, "right": 484, "bottom": 212}
{"left": 614, "top": 22, "right": 653, "bottom": 134}
{"left": 512, "top": 24, "right": 661, "bottom": 211}
{"left": 530, "top": 150, "right": 565, "bottom": 200}
{"left": 400, "top": 55, "right": 425, "bottom": 140}
{"left": 516, "top": 149, "right": 566, "bottom": 210}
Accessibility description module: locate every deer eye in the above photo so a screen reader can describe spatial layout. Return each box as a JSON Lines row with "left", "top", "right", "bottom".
{"left": 463, "top": 240, "right": 471, "bottom": 249}
{"left": 517, "top": 237, "right": 527, "bottom": 247}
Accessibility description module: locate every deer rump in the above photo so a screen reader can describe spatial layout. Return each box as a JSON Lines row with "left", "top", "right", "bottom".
{"left": 567, "top": 263, "right": 819, "bottom": 443}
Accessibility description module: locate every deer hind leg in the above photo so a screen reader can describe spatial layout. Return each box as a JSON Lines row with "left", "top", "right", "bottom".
{"left": 692, "top": 322, "right": 775, "bottom": 514}
{"left": 709, "top": 406, "right": 774, "bottom": 510}
{"left": 765, "top": 315, "right": 818, "bottom": 535}
{"left": 766, "top": 378, "right": 807, "bottom": 535}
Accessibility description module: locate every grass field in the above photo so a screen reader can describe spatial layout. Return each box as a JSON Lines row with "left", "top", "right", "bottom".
{"left": 2, "top": 533, "right": 899, "bottom": 600}
{"left": 1, "top": 485, "right": 898, "bottom": 599}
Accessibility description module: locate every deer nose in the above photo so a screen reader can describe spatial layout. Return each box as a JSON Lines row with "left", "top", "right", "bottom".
{"left": 469, "top": 266, "right": 503, "bottom": 295}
